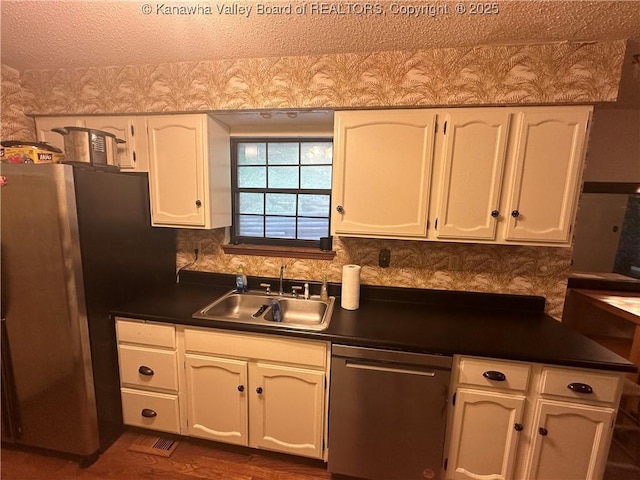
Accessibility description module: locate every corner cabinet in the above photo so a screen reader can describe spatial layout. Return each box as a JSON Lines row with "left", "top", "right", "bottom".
{"left": 331, "top": 109, "right": 437, "bottom": 237}
{"left": 146, "top": 114, "right": 231, "bottom": 229}
{"left": 445, "top": 356, "right": 623, "bottom": 480}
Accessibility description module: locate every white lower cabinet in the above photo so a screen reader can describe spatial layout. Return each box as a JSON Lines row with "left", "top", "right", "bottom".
{"left": 115, "top": 318, "right": 180, "bottom": 434}
{"left": 446, "top": 356, "right": 623, "bottom": 480}
{"left": 182, "top": 327, "right": 328, "bottom": 460}
{"left": 522, "top": 399, "right": 615, "bottom": 480}
{"left": 248, "top": 362, "right": 326, "bottom": 458}
{"left": 121, "top": 388, "right": 181, "bottom": 434}
{"left": 184, "top": 354, "right": 248, "bottom": 445}
{"left": 115, "top": 318, "right": 329, "bottom": 461}
{"left": 447, "top": 388, "right": 526, "bottom": 480}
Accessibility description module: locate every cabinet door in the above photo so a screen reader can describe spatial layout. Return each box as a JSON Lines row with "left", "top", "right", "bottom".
{"left": 435, "top": 111, "right": 511, "bottom": 240}
{"left": 184, "top": 354, "right": 248, "bottom": 446}
{"left": 504, "top": 108, "right": 591, "bottom": 243}
{"left": 332, "top": 110, "right": 436, "bottom": 237}
{"left": 82, "top": 116, "right": 147, "bottom": 171}
{"left": 446, "top": 388, "right": 526, "bottom": 480}
{"left": 249, "top": 362, "right": 325, "bottom": 459}
{"left": 523, "top": 399, "right": 615, "bottom": 480}
{"left": 34, "top": 117, "right": 84, "bottom": 152}
{"left": 147, "top": 115, "right": 207, "bottom": 227}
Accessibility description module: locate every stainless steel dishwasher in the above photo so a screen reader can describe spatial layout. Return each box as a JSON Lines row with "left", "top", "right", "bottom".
{"left": 328, "top": 345, "right": 452, "bottom": 480}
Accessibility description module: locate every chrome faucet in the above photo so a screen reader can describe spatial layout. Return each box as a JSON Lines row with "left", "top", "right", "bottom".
{"left": 279, "top": 264, "right": 286, "bottom": 296}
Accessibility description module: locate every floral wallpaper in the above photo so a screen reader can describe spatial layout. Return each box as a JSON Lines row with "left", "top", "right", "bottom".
{"left": 20, "top": 41, "right": 625, "bottom": 114}
{"left": 177, "top": 229, "right": 574, "bottom": 319}
{"left": 1, "top": 40, "right": 628, "bottom": 319}
{"left": 1, "top": 65, "right": 36, "bottom": 140}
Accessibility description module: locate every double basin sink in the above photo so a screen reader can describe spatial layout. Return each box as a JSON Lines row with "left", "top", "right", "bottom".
{"left": 193, "top": 289, "right": 335, "bottom": 332}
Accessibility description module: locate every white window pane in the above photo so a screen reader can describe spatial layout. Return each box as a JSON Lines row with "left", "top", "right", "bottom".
{"left": 298, "top": 194, "right": 329, "bottom": 217}
{"left": 238, "top": 143, "right": 266, "bottom": 165}
{"left": 268, "top": 143, "right": 299, "bottom": 165}
{"left": 239, "top": 193, "right": 264, "bottom": 214}
{"left": 238, "top": 166, "right": 266, "bottom": 188}
{"left": 238, "top": 215, "right": 264, "bottom": 237}
{"left": 268, "top": 166, "right": 299, "bottom": 188}
{"left": 297, "top": 218, "right": 329, "bottom": 240}
{"left": 301, "top": 166, "right": 331, "bottom": 189}
{"left": 266, "top": 193, "right": 296, "bottom": 215}
{"left": 266, "top": 217, "right": 296, "bottom": 239}
{"left": 301, "top": 142, "right": 333, "bottom": 165}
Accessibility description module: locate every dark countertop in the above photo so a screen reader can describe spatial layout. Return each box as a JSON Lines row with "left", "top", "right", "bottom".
{"left": 111, "top": 272, "right": 636, "bottom": 374}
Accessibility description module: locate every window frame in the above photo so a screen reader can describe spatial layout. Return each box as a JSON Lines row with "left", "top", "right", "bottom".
{"left": 230, "top": 137, "right": 333, "bottom": 248}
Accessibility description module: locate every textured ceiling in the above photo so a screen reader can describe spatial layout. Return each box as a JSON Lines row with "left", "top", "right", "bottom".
{"left": 1, "top": 0, "right": 640, "bottom": 72}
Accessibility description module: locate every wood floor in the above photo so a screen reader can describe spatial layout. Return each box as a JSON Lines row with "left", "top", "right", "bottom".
{"left": 4, "top": 428, "right": 640, "bottom": 480}
{"left": 1, "top": 430, "right": 336, "bottom": 480}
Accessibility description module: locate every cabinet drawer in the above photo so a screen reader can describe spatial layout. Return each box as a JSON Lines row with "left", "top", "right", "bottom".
{"left": 121, "top": 388, "right": 180, "bottom": 434}
{"left": 116, "top": 317, "right": 175, "bottom": 348}
{"left": 458, "top": 357, "right": 531, "bottom": 392}
{"left": 118, "top": 345, "right": 178, "bottom": 391}
{"left": 540, "top": 368, "right": 621, "bottom": 404}
{"left": 184, "top": 328, "right": 327, "bottom": 368}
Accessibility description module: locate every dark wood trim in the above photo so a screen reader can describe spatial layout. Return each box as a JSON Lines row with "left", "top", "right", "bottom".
{"left": 221, "top": 243, "right": 336, "bottom": 260}
{"left": 582, "top": 182, "right": 640, "bottom": 194}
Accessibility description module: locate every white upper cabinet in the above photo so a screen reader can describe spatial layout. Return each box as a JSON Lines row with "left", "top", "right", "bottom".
{"left": 146, "top": 114, "right": 231, "bottom": 229}
{"left": 331, "top": 109, "right": 437, "bottom": 237}
{"left": 333, "top": 106, "right": 592, "bottom": 246}
{"left": 434, "top": 110, "right": 511, "bottom": 241}
{"left": 81, "top": 116, "right": 148, "bottom": 171}
{"left": 504, "top": 108, "right": 591, "bottom": 244}
{"left": 34, "top": 116, "right": 84, "bottom": 152}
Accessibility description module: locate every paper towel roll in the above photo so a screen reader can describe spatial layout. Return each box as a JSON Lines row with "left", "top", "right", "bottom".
{"left": 341, "top": 264, "right": 361, "bottom": 310}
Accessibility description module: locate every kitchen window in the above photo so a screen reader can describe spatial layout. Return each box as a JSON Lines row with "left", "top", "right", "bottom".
{"left": 230, "top": 138, "right": 333, "bottom": 248}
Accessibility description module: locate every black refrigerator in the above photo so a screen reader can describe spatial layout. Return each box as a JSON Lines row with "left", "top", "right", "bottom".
{"left": 0, "top": 163, "right": 176, "bottom": 464}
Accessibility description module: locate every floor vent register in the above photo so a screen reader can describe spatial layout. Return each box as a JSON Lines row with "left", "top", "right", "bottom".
{"left": 128, "top": 434, "right": 179, "bottom": 458}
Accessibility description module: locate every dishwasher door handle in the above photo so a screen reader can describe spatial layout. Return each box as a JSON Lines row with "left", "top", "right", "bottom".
{"left": 345, "top": 360, "right": 436, "bottom": 377}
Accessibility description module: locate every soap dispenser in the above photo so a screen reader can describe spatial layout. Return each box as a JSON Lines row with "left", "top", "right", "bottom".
{"left": 320, "top": 275, "right": 329, "bottom": 301}
{"left": 236, "top": 266, "right": 248, "bottom": 293}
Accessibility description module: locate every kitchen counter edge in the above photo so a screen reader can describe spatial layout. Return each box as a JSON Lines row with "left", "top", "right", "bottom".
{"left": 110, "top": 280, "right": 636, "bottom": 374}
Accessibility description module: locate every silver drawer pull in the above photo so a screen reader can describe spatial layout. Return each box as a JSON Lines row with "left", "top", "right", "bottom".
{"left": 346, "top": 361, "right": 436, "bottom": 377}
{"left": 567, "top": 382, "right": 593, "bottom": 394}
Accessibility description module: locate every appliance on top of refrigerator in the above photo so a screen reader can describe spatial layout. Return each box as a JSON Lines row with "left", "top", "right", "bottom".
{"left": 0, "top": 163, "right": 176, "bottom": 465}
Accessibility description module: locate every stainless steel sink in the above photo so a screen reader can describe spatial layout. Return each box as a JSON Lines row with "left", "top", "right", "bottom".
{"left": 192, "top": 290, "right": 335, "bottom": 331}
